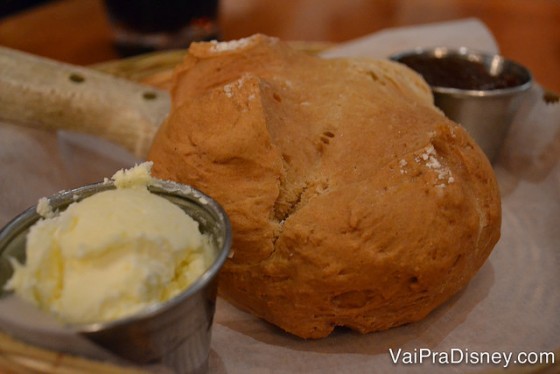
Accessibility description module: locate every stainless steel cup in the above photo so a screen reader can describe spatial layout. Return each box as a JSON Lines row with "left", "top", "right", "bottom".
{"left": 391, "top": 47, "right": 532, "bottom": 162}
{"left": 0, "top": 179, "right": 232, "bottom": 373}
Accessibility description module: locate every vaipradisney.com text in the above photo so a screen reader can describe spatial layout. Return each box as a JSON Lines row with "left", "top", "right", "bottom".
{"left": 389, "top": 348, "right": 555, "bottom": 368}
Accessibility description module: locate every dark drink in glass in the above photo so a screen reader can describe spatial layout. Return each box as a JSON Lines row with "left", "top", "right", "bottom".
{"left": 103, "top": 0, "right": 220, "bottom": 57}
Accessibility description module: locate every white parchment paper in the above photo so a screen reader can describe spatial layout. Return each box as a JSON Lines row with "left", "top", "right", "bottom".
{"left": 0, "top": 19, "right": 558, "bottom": 373}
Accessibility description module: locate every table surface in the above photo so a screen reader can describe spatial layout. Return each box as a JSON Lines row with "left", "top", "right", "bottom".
{"left": 0, "top": 0, "right": 559, "bottom": 92}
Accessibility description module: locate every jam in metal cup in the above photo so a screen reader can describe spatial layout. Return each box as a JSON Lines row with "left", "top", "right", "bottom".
{"left": 391, "top": 47, "right": 532, "bottom": 162}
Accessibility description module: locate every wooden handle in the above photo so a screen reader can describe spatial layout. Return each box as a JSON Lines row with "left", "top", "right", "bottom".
{"left": 0, "top": 47, "right": 170, "bottom": 158}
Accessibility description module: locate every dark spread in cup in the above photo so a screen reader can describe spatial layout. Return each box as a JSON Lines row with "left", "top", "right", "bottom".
{"left": 397, "top": 54, "right": 525, "bottom": 91}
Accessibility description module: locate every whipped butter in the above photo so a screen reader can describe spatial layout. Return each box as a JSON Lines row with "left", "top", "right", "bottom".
{"left": 6, "top": 162, "right": 214, "bottom": 324}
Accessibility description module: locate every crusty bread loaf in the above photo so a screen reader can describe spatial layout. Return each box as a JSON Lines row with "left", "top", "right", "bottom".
{"left": 147, "top": 34, "right": 501, "bottom": 339}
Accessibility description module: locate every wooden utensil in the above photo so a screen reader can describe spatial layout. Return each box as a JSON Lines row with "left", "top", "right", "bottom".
{"left": 0, "top": 46, "right": 170, "bottom": 158}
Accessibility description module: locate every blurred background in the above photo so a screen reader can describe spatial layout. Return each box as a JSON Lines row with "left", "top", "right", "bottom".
{"left": 0, "top": 0, "right": 51, "bottom": 18}
{"left": 0, "top": 0, "right": 559, "bottom": 92}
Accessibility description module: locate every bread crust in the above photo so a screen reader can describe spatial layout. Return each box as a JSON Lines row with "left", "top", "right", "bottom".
{"left": 148, "top": 35, "right": 501, "bottom": 338}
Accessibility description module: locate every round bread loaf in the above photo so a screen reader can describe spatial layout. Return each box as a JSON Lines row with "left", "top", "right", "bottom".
{"left": 148, "top": 35, "right": 501, "bottom": 338}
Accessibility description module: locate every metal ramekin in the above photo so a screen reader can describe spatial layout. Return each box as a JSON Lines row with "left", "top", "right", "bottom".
{"left": 391, "top": 47, "right": 532, "bottom": 162}
{"left": 0, "top": 179, "right": 231, "bottom": 373}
